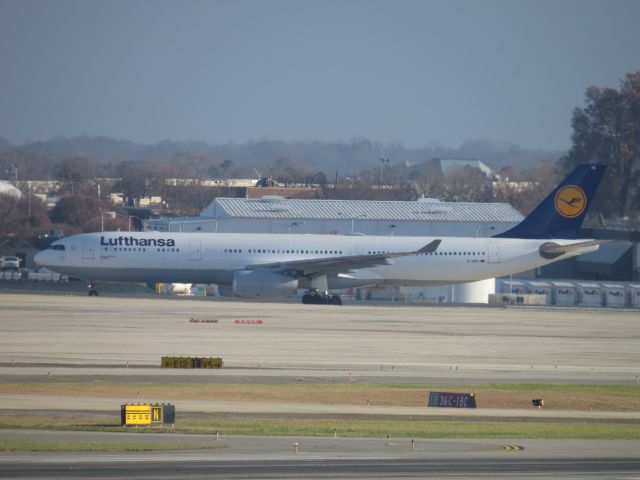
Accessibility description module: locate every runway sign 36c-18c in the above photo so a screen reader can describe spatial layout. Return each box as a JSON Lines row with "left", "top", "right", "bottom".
{"left": 428, "top": 391, "right": 476, "bottom": 408}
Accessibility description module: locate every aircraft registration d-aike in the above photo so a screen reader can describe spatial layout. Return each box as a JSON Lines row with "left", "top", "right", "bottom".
{"left": 35, "top": 164, "right": 606, "bottom": 304}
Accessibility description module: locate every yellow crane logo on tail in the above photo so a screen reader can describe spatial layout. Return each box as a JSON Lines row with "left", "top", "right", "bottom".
{"left": 554, "top": 185, "right": 587, "bottom": 218}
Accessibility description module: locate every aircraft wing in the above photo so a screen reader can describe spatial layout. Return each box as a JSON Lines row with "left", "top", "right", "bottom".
{"left": 244, "top": 239, "right": 441, "bottom": 276}
{"left": 538, "top": 240, "right": 611, "bottom": 259}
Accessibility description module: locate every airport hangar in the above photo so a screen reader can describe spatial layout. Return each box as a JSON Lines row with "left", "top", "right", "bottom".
{"left": 145, "top": 196, "right": 524, "bottom": 303}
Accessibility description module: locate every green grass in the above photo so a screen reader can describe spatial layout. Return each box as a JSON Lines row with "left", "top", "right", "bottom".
{"left": 443, "top": 384, "right": 638, "bottom": 394}
{"left": 3, "top": 382, "right": 637, "bottom": 397}
{"left": 1, "top": 382, "right": 638, "bottom": 449}
{"left": 2, "top": 382, "right": 638, "bottom": 411}
{"left": 172, "top": 417, "right": 640, "bottom": 440}
{"left": 1, "top": 415, "right": 638, "bottom": 441}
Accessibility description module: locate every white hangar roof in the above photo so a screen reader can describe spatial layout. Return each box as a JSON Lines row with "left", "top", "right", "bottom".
{"left": 202, "top": 197, "right": 524, "bottom": 224}
{"left": 0, "top": 181, "right": 22, "bottom": 198}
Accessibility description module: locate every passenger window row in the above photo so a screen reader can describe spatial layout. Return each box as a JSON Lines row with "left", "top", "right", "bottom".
{"left": 225, "top": 249, "right": 344, "bottom": 255}
{"left": 101, "top": 246, "right": 485, "bottom": 257}
{"left": 102, "top": 247, "right": 181, "bottom": 253}
{"left": 223, "top": 248, "right": 486, "bottom": 257}
{"left": 420, "top": 251, "right": 485, "bottom": 256}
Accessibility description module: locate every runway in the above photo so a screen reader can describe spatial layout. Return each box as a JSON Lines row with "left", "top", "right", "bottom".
{"left": 1, "top": 293, "right": 639, "bottom": 384}
{"left": 3, "top": 455, "right": 640, "bottom": 479}
{"left": 2, "top": 430, "right": 640, "bottom": 479}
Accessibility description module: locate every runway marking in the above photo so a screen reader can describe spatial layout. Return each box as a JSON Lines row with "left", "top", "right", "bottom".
{"left": 502, "top": 444, "right": 525, "bottom": 451}
{"left": 234, "top": 319, "right": 264, "bottom": 325}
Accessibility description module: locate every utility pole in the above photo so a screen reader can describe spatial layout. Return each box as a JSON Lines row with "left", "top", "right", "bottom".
{"left": 4, "top": 160, "right": 18, "bottom": 184}
{"left": 379, "top": 158, "right": 390, "bottom": 184}
{"left": 25, "top": 161, "right": 30, "bottom": 226}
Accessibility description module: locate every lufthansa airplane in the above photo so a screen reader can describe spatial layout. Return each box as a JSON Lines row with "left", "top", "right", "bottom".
{"left": 34, "top": 164, "right": 606, "bottom": 302}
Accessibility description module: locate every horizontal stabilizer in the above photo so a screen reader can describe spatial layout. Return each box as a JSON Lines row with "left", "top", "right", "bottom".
{"left": 539, "top": 240, "right": 610, "bottom": 259}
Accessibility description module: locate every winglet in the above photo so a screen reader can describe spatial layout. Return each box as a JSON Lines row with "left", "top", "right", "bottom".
{"left": 416, "top": 239, "right": 441, "bottom": 254}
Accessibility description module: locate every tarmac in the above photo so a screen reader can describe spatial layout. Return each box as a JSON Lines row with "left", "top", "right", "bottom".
{"left": 1, "top": 293, "right": 639, "bottom": 384}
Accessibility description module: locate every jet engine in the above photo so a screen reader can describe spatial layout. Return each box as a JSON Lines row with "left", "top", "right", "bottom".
{"left": 232, "top": 270, "right": 298, "bottom": 298}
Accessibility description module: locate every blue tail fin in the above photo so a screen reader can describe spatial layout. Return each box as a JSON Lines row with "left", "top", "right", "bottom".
{"left": 494, "top": 164, "right": 606, "bottom": 239}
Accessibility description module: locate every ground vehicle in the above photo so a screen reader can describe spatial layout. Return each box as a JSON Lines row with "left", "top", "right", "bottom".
{"left": 301, "top": 288, "right": 342, "bottom": 305}
{"left": 0, "top": 256, "right": 21, "bottom": 271}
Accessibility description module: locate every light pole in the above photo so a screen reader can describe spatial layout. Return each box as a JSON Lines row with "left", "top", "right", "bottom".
{"left": 27, "top": 181, "right": 31, "bottom": 226}
{"left": 4, "top": 160, "right": 18, "bottom": 184}
{"left": 127, "top": 215, "right": 142, "bottom": 232}
{"left": 379, "top": 158, "right": 390, "bottom": 184}
{"left": 25, "top": 160, "right": 30, "bottom": 226}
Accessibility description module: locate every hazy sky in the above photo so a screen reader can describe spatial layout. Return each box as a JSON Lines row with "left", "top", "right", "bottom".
{"left": 1, "top": 0, "right": 639, "bottom": 150}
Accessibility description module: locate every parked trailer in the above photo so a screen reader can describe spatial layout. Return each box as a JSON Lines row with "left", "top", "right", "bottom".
{"left": 577, "top": 283, "right": 603, "bottom": 307}
{"left": 628, "top": 284, "right": 640, "bottom": 308}
{"left": 497, "top": 279, "right": 527, "bottom": 295}
{"left": 527, "top": 281, "right": 552, "bottom": 305}
{"left": 551, "top": 281, "right": 577, "bottom": 306}
{"left": 603, "top": 284, "right": 626, "bottom": 308}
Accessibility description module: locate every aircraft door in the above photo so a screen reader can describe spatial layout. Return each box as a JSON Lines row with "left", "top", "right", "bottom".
{"left": 487, "top": 244, "right": 500, "bottom": 263}
{"left": 82, "top": 239, "right": 95, "bottom": 260}
{"left": 189, "top": 240, "right": 202, "bottom": 261}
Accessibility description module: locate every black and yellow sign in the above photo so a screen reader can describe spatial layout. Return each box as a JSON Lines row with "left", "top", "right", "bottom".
{"left": 151, "top": 405, "right": 162, "bottom": 422}
{"left": 161, "top": 356, "right": 223, "bottom": 369}
{"left": 121, "top": 403, "right": 175, "bottom": 426}
{"left": 123, "top": 404, "right": 152, "bottom": 425}
{"left": 554, "top": 185, "right": 587, "bottom": 218}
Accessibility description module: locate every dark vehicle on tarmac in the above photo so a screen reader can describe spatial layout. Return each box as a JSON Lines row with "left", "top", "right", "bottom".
{"left": 301, "top": 288, "right": 342, "bottom": 305}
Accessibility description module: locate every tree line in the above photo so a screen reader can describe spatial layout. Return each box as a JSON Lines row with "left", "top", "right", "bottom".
{"left": 1, "top": 71, "right": 638, "bottom": 246}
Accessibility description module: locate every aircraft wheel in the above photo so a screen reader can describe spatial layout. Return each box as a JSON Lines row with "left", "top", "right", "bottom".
{"left": 329, "top": 295, "right": 342, "bottom": 305}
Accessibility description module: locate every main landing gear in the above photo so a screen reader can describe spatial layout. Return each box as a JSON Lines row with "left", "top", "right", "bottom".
{"left": 87, "top": 282, "right": 99, "bottom": 296}
{"left": 301, "top": 288, "right": 342, "bottom": 305}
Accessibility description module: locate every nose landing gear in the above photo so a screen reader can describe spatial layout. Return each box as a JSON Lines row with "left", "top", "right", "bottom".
{"left": 87, "top": 282, "right": 99, "bottom": 296}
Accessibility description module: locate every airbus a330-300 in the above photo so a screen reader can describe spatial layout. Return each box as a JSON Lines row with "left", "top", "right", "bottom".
{"left": 34, "top": 164, "right": 606, "bottom": 304}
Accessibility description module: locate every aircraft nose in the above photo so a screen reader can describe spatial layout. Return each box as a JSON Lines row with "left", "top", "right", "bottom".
{"left": 33, "top": 250, "right": 49, "bottom": 267}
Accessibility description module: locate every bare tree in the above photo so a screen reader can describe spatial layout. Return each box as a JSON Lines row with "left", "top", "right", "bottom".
{"left": 563, "top": 71, "right": 640, "bottom": 219}
{"left": 442, "top": 166, "right": 492, "bottom": 203}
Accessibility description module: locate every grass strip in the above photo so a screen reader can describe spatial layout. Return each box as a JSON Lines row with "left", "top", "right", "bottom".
{"left": 1, "top": 382, "right": 639, "bottom": 411}
{"left": 1, "top": 415, "right": 638, "bottom": 440}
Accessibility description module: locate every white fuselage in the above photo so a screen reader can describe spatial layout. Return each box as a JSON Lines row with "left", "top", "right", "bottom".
{"left": 34, "top": 231, "right": 597, "bottom": 289}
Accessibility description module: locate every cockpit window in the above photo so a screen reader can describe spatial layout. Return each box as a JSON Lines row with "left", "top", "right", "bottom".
{"left": 49, "top": 244, "right": 66, "bottom": 251}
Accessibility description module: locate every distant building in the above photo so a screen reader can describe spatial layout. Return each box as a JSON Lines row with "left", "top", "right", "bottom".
{"left": 146, "top": 196, "right": 522, "bottom": 237}
{"left": 492, "top": 180, "right": 535, "bottom": 196}
{"left": 432, "top": 158, "right": 496, "bottom": 179}
{"left": 164, "top": 178, "right": 259, "bottom": 187}
{"left": 0, "top": 180, "right": 22, "bottom": 198}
